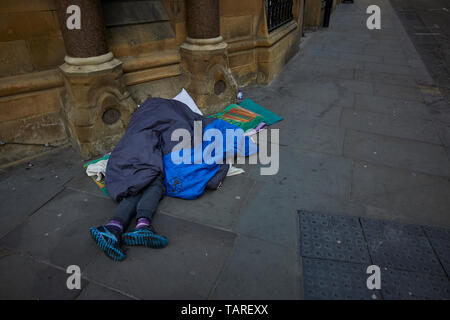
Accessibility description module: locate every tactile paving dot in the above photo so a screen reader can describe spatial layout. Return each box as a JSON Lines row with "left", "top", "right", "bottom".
{"left": 423, "top": 226, "right": 450, "bottom": 277}
{"left": 361, "top": 218, "right": 445, "bottom": 276}
{"left": 381, "top": 268, "right": 450, "bottom": 300}
{"left": 299, "top": 211, "right": 371, "bottom": 264}
{"left": 302, "top": 258, "right": 382, "bottom": 300}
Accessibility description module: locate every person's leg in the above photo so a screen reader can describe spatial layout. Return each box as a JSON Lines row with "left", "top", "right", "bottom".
{"left": 122, "top": 175, "right": 168, "bottom": 248}
{"left": 90, "top": 193, "right": 142, "bottom": 261}
{"left": 136, "top": 174, "right": 165, "bottom": 224}
{"left": 109, "top": 193, "right": 143, "bottom": 231}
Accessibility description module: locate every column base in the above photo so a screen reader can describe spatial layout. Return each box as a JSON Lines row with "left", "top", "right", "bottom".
{"left": 64, "top": 52, "right": 114, "bottom": 66}
{"left": 60, "top": 54, "right": 137, "bottom": 159}
{"left": 180, "top": 37, "right": 237, "bottom": 115}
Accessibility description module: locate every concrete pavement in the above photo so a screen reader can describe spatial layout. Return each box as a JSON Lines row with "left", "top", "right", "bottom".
{"left": 0, "top": 0, "right": 449, "bottom": 299}
{"left": 390, "top": 0, "right": 450, "bottom": 106}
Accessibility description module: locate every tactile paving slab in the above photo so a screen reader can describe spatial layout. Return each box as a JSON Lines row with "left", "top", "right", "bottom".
{"left": 423, "top": 226, "right": 450, "bottom": 277}
{"left": 361, "top": 218, "right": 445, "bottom": 276}
{"left": 381, "top": 268, "right": 450, "bottom": 300}
{"left": 302, "top": 258, "right": 382, "bottom": 300}
{"left": 298, "top": 211, "right": 371, "bottom": 264}
{"left": 299, "top": 212, "right": 450, "bottom": 299}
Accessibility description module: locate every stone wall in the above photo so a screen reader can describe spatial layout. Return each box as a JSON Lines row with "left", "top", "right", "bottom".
{"left": 0, "top": 0, "right": 65, "bottom": 77}
{"left": 304, "top": 0, "right": 340, "bottom": 28}
{"left": 121, "top": 0, "right": 304, "bottom": 99}
{"left": 221, "top": 0, "right": 303, "bottom": 86}
{"left": 0, "top": 0, "right": 68, "bottom": 165}
{"left": 305, "top": 0, "right": 324, "bottom": 28}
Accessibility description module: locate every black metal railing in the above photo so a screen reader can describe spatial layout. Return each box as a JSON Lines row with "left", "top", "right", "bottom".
{"left": 266, "top": 0, "right": 294, "bottom": 32}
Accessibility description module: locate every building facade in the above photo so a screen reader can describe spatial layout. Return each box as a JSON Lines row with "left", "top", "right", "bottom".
{"left": 304, "top": 0, "right": 341, "bottom": 29}
{"left": 0, "top": 0, "right": 307, "bottom": 165}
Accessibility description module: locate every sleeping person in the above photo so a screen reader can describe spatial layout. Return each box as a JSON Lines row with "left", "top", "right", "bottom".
{"left": 89, "top": 97, "right": 256, "bottom": 261}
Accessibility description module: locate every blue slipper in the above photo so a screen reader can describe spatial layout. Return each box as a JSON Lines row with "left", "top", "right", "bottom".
{"left": 90, "top": 226, "right": 126, "bottom": 261}
{"left": 122, "top": 226, "right": 168, "bottom": 249}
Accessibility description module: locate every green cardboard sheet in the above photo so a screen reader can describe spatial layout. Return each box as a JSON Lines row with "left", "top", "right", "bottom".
{"left": 239, "top": 99, "right": 283, "bottom": 126}
{"left": 207, "top": 104, "right": 265, "bottom": 132}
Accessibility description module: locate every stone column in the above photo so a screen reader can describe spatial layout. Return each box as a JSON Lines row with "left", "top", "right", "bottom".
{"left": 181, "top": 0, "right": 237, "bottom": 115}
{"left": 186, "top": 0, "right": 220, "bottom": 39}
{"left": 56, "top": 0, "right": 109, "bottom": 60}
{"left": 56, "top": 0, "right": 136, "bottom": 159}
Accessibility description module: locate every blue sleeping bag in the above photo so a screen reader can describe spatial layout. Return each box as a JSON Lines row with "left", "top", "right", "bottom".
{"left": 105, "top": 98, "right": 257, "bottom": 201}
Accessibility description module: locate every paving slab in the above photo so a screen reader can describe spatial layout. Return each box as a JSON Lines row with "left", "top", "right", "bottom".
{"left": 302, "top": 258, "right": 381, "bottom": 300}
{"left": 302, "top": 47, "right": 341, "bottom": 59}
{"left": 435, "top": 124, "right": 450, "bottom": 147}
{"left": 423, "top": 96, "right": 450, "bottom": 124}
{"left": 0, "top": 189, "right": 117, "bottom": 270}
{"left": 350, "top": 160, "right": 447, "bottom": 198}
{"left": 354, "top": 69, "right": 418, "bottom": 87}
{"left": 210, "top": 235, "right": 300, "bottom": 300}
{"left": 314, "top": 57, "right": 365, "bottom": 70}
{"left": 300, "top": 215, "right": 450, "bottom": 300}
{"left": 364, "top": 62, "right": 413, "bottom": 76}
{"left": 381, "top": 268, "right": 450, "bottom": 300}
{"left": 0, "top": 246, "right": 11, "bottom": 259}
{"left": 158, "top": 174, "right": 256, "bottom": 230}
{"left": 339, "top": 52, "right": 383, "bottom": 64}
{"left": 244, "top": 87, "right": 344, "bottom": 127}
{"left": 414, "top": 70, "right": 438, "bottom": 87}
{"left": 383, "top": 56, "right": 416, "bottom": 67}
{"left": 372, "top": 83, "right": 424, "bottom": 102}
{"left": 274, "top": 119, "right": 345, "bottom": 156}
{"left": 0, "top": 253, "right": 86, "bottom": 300}
{"left": 65, "top": 172, "right": 110, "bottom": 199}
{"left": 351, "top": 180, "right": 450, "bottom": 228}
{"left": 0, "top": 147, "right": 84, "bottom": 239}
{"left": 390, "top": 0, "right": 450, "bottom": 106}
{"left": 289, "top": 59, "right": 357, "bottom": 82}
{"left": 361, "top": 218, "right": 445, "bottom": 276}
{"left": 340, "top": 108, "right": 441, "bottom": 144}
{"left": 362, "top": 47, "right": 406, "bottom": 59}
{"left": 233, "top": 182, "right": 299, "bottom": 248}
{"left": 276, "top": 100, "right": 343, "bottom": 127}
{"left": 77, "top": 283, "right": 134, "bottom": 300}
{"left": 339, "top": 79, "right": 373, "bottom": 95}
{"left": 354, "top": 94, "right": 432, "bottom": 119}
{"left": 244, "top": 84, "right": 342, "bottom": 125}
{"left": 245, "top": 147, "right": 353, "bottom": 199}
{"left": 299, "top": 211, "right": 371, "bottom": 264}
{"left": 423, "top": 226, "right": 450, "bottom": 277}
{"left": 83, "top": 213, "right": 236, "bottom": 299}
{"left": 321, "top": 43, "right": 366, "bottom": 55}
{"left": 294, "top": 191, "right": 364, "bottom": 219}
{"left": 276, "top": 81, "right": 355, "bottom": 107}
{"left": 384, "top": 182, "right": 450, "bottom": 227}
{"left": 362, "top": 50, "right": 408, "bottom": 62}
{"left": 343, "top": 129, "right": 450, "bottom": 177}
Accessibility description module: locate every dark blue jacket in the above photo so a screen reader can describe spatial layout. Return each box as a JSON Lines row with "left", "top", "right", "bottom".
{"left": 105, "top": 98, "right": 257, "bottom": 201}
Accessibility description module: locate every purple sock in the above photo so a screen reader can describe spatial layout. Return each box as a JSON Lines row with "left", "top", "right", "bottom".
{"left": 107, "top": 220, "right": 123, "bottom": 233}
{"left": 136, "top": 217, "right": 151, "bottom": 229}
